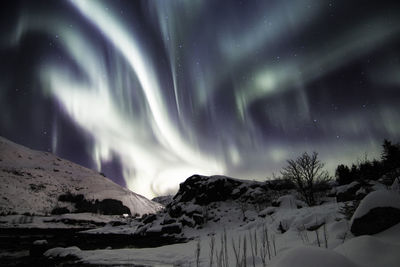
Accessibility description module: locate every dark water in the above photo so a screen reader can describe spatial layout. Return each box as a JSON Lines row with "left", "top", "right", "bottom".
{"left": 0, "top": 228, "right": 185, "bottom": 266}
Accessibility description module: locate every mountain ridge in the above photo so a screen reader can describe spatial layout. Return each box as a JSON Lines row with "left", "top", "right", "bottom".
{"left": 0, "top": 136, "right": 162, "bottom": 215}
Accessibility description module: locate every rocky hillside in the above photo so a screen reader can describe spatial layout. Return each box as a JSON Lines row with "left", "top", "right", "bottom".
{"left": 0, "top": 136, "right": 162, "bottom": 215}
{"left": 133, "top": 174, "right": 295, "bottom": 240}
{"left": 132, "top": 174, "right": 398, "bottom": 243}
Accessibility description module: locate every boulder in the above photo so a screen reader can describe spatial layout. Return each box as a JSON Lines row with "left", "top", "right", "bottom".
{"left": 161, "top": 214, "right": 176, "bottom": 225}
{"left": 350, "top": 190, "right": 400, "bottom": 236}
{"left": 172, "top": 175, "right": 244, "bottom": 205}
{"left": 142, "top": 213, "right": 157, "bottom": 224}
{"left": 161, "top": 223, "right": 182, "bottom": 234}
{"left": 351, "top": 207, "right": 400, "bottom": 236}
{"left": 192, "top": 213, "right": 204, "bottom": 225}
{"left": 336, "top": 182, "right": 361, "bottom": 202}
{"left": 169, "top": 203, "right": 183, "bottom": 218}
{"left": 179, "top": 215, "right": 195, "bottom": 228}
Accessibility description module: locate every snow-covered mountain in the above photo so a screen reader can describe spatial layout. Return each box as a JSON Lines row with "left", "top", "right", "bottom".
{"left": 0, "top": 136, "right": 162, "bottom": 215}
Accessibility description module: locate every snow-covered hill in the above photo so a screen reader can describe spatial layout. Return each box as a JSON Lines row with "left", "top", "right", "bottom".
{"left": 0, "top": 136, "right": 162, "bottom": 215}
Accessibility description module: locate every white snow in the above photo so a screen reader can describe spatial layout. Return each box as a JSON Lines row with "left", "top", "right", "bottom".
{"left": 41, "top": 196, "right": 400, "bottom": 267}
{"left": 276, "top": 195, "right": 305, "bottom": 209}
{"left": 0, "top": 136, "right": 162, "bottom": 216}
{"left": 44, "top": 246, "right": 81, "bottom": 259}
{"left": 259, "top": 206, "right": 276, "bottom": 217}
{"left": 33, "top": 239, "right": 48, "bottom": 245}
{"left": 351, "top": 190, "right": 400, "bottom": 220}
{"left": 335, "top": 181, "right": 359, "bottom": 194}
{"left": 3, "top": 137, "right": 400, "bottom": 266}
{"left": 335, "top": 228, "right": 400, "bottom": 267}
{"left": 270, "top": 246, "right": 357, "bottom": 267}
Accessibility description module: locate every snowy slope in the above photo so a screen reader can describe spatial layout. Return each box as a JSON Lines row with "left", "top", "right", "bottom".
{"left": 0, "top": 136, "right": 162, "bottom": 215}
{"left": 41, "top": 174, "right": 400, "bottom": 266}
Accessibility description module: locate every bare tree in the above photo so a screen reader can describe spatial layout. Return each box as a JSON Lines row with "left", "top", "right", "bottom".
{"left": 281, "top": 152, "right": 330, "bottom": 206}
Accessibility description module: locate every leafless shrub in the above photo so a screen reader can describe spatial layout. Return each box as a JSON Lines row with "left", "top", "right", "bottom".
{"left": 214, "top": 229, "right": 229, "bottom": 267}
{"left": 272, "top": 234, "right": 277, "bottom": 257}
{"left": 239, "top": 202, "right": 248, "bottom": 221}
{"left": 222, "top": 229, "right": 228, "bottom": 267}
{"left": 260, "top": 224, "right": 272, "bottom": 266}
{"left": 209, "top": 235, "right": 215, "bottom": 267}
{"left": 281, "top": 152, "right": 330, "bottom": 206}
{"left": 195, "top": 239, "right": 201, "bottom": 267}
{"left": 323, "top": 222, "right": 328, "bottom": 248}
{"left": 231, "top": 233, "right": 249, "bottom": 267}
{"left": 249, "top": 230, "right": 256, "bottom": 267}
{"left": 297, "top": 224, "right": 309, "bottom": 245}
{"left": 232, "top": 235, "right": 242, "bottom": 267}
{"left": 242, "top": 235, "right": 247, "bottom": 267}
{"left": 315, "top": 228, "right": 321, "bottom": 247}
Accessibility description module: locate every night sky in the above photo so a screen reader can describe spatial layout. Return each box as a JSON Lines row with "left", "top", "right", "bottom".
{"left": 1, "top": 0, "right": 400, "bottom": 198}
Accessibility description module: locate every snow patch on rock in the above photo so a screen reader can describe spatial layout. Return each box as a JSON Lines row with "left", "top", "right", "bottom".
{"left": 351, "top": 190, "right": 400, "bottom": 221}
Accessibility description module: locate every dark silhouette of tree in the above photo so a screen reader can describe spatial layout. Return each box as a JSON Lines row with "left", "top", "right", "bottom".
{"left": 382, "top": 139, "right": 400, "bottom": 175}
{"left": 281, "top": 152, "right": 330, "bottom": 206}
{"left": 335, "top": 139, "right": 400, "bottom": 185}
{"left": 335, "top": 164, "right": 353, "bottom": 185}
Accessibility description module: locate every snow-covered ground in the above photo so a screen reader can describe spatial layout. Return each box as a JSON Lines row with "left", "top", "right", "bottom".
{"left": 0, "top": 136, "right": 162, "bottom": 215}
{"left": 45, "top": 209, "right": 400, "bottom": 267}
{"left": 43, "top": 184, "right": 400, "bottom": 267}
{"left": 2, "top": 136, "right": 400, "bottom": 266}
{"left": 40, "top": 199, "right": 341, "bottom": 266}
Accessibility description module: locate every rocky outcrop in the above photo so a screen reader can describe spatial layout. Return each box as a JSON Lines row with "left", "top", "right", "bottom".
{"left": 173, "top": 175, "right": 244, "bottom": 205}
{"left": 351, "top": 207, "right": 400, "bottom": 236}
{"left": 350, "top": 190, "right": 400, "bottom": 236}
{"left": 172, "top": 174, "right": 271, "bottom": 206}
{"left": 336, "top": 182, "right": 362, "bottom": 202}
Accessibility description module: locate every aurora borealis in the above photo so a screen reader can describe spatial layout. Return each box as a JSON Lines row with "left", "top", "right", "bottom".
{"left": 1, "top": 0, "right": 400, "bottom": 198}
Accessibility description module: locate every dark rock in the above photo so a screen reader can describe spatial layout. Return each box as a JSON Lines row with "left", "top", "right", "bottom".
{"left": 95, "top": 199, "right": 131, "bottom": 215}
{"left": 278, "top": 221, "right": 287, "bottom": 234}
{"left": 142, "top": 213, "right": 157, "bottom": 224}
{"left": 162, "top": 217, "right": 176, "bottom": 225}
{"left": 152, "top": 195, "right": 173, "bottom": 206}
{"left": 133, "top": 224, "right": 150, "bottom": 237}
{"left": 192, "top": 213, "right": 204, "bottom": 225}
{"left": 12, "top": 170, "right": 24, "bottom": 176}
{"left": 180, "top": 216, "right": 195, "bottom": 228}
{"left": 173, "top": 175, "right": 243, "bottom": 205}
{"left": 336, "top": 182, "right": 361, "bottom": 202}
{"left": 51, "top": 207, "right": 70, "bottom": 215}
{"left": 162, "top": 223, "right": 182, "bottom": 234}
{"left": 57, "top": 193, "right": 130, "bottom": 215}
{"left": 169, "top": 203, "right": 183, "bottom": 218}
{"left": 271, "top": 201, "right": 279, "bottom": 207}
{"left": 30, "top": 183, "right": 46, "bottom": 192}
{"left": 109, "top": 221, "right": 127, "bottom": 226}
{"left": 351, "top": 207, "right": 400, "bottom": 236}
